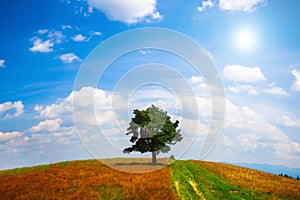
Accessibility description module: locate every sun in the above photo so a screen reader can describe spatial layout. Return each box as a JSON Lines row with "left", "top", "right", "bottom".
{"left": 235, "top": 28, "right": 256, "bottom": 51}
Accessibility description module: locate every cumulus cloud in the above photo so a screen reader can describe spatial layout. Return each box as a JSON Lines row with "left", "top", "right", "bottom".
{"left": 29, "top": 29, "right": 66, "bottom": 53}
{"left": 236, "top": 134, "right": 259, "bottom": 152}
{"left": 197, "top": 0, "right": 214, "bottom": 12}
{"left": 0, "top": 101, "right": 24, "bottom": 119}
{"left": 219, "top": 0, "right": 267, "bottom": 12}
{"left": 189, "top": 76, "right": 208, "bottom": 90}
{"left": 223, "top": 65, "right": 266, "bottom": 83}
{"left": 223, "top": 99, "right": 300, "bottom": 162}
{"left": 86, "top": 0, "right": 162, "bottom": 24}
{"left": 1, "top": 84, "right": 300, "bottom": 168}
{"left": 59, "top": 53, "right": 82, "bottom": 64}
{"left": 228, "top": 84, "right": 258, "bottom": 95}
{"left": 225, "top": 100, "right": 264, "bottom": 130}
{"left": 0, "top": 131, "right": 23, "bottom": 142}
{"left": 263, "top": 87, "right": 288, "bottom": 95}
{"left": 0, "top": 59, "right": 5, "bottom": 68}
{"left": 72, "top": 34, "right": 86, "bottom": 42}
{"left": 47, "top": 30, "right": 65, "bottom": 44}
{"left": 0, "top": 121, "right": 83, "bottom": 169}
{"left": 36, "top": 87, "right": 116, "bottom": 126}
{"left": 228, "top": 83, "right": 287, "bottom": 96}
{"left": 29, "top": 118, "right": 63, "bottom": 133}
{"left": 291, "top": 69, "right": 300, "bottom": 91}
{"left": 275, "top": 115, "right": 300, "bottom": 128}
{"left": 29, "top": 38, "right": 54, "bottom": 53}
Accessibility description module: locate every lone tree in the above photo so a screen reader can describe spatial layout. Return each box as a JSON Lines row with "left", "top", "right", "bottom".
{"left": 123, "top": 105, "right": 182, "bottom": 164}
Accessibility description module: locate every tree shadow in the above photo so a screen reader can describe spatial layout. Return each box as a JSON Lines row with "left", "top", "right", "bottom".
{"left": 113, "top": 162, "right": 167, "bottom": 166}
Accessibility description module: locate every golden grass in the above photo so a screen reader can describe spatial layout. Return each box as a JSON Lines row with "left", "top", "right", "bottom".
{"left": 190, "top": 160, "right": 300, "bottom": 199}
{"left": 100, "top": 157, "right": 173, "bottom": 173}
{"left": 0, "top": 159, "right": 178, "bottom": 200}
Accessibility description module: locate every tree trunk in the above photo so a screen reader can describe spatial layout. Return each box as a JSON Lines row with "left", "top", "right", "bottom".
{"left": 151, "top": 151, "right": 157, "bottom": 165}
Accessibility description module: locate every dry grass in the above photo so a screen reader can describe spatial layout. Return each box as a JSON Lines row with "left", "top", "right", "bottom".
{"left": 190, "top": 160, "right": 300, "bottom": 199}
{"left": 2, "top": 159, "right": 299, "bottom": 199}
{"left": 0, "top": 159, "right": 178, "bottom": 200}
{"left": 101, "top": 157, "right": 173, "bottom": 173}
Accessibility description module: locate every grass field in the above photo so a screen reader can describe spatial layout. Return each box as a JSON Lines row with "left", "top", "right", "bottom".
{"left": 191, "top": 160, "right": 300, "bottom": 199}
{"left": 0, "top": 159, "right": 178, "bottom": 200}
{"left": 0, "top": 159, "right": 299, "bottom": 199}
{"left": 170, "top": 160, "right": 258, "bottom": 200}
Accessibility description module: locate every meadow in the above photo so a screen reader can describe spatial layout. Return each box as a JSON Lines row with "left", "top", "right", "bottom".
{"left": 0, "top": 159, "right": 177, "bottom": 199}
{"left": 191, "top": 160, "right": 300, "bottom": 199}
{"left": 0, "top": 159, "right": 299, "bottom": 199}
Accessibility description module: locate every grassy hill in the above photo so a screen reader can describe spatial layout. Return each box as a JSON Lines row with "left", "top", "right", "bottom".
{"left": 0, "top": 159, "right": 299, "bottom": 199}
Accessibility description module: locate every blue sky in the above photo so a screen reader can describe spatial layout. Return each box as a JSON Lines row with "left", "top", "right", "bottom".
{"left": 0, "top": 0, "right": 300, "bottom": 169}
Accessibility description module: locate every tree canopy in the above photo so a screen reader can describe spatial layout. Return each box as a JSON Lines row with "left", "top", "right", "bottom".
{"left": 123, "top": 105, "right": 182, "bottom": 164}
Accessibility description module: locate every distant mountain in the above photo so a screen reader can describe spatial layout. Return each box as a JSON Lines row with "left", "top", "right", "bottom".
{"left": 225, "top": 162, "right": 300, "bottom": 178}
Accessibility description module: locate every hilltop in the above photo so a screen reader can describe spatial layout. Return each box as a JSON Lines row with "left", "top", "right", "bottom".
{"left": 0, "top": 158, "right": 299, "bottom": 199}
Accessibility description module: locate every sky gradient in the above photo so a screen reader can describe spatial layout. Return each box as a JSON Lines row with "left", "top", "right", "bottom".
{"left": 0, "top": 0, "right": 300, "bottom": 169}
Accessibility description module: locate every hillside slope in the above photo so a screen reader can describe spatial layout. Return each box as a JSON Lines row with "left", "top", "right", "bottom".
{"left": 190, "top": 160, "right": 300, "bottom": 199}
{"left": 0, "top": 159, "right": 177, "bottom": 200}
{"left": 0, "top": 159, "right": 299, "bottom": 199}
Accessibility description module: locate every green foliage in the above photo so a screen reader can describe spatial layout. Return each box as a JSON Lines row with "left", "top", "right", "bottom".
{"left": 169, "top": 155, "right": 176, "bottom": 160}
{"left": 123, "top": 105, "right": 182, "bottom": 155}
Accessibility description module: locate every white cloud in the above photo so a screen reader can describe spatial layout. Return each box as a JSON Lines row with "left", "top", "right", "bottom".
{"left": 222, "top": 136, "right": 234, "bottom": 147}
{"left": 59, "top": 53, "right": 82, "bottom": 64}
{"left": 236, "top": 134, "right": 258, "bottom": 152}
{"left": 225, "top": 100, "right": 264, "bottom": 130}
{"left": 150, "top": 11, "right": 163, "bottom": 20}
{"left": 189, "top": 76, "right": 208, "bottom": 90}
{"left": 272, "top": 140, "right": 300, "bottom": 160}
{"left": 0, "top": 131, "right": 23, "bottom": 142}
{"left": 2, "top": 84, "right": 300, "bottom": 168}
{"left": 291, "top": 69, "right": 300, "bottom": 91}
{"left": 0, "top": 101, "right": 24, "bottom": 119}
{"left": 228, "top": 85, "right": 258, "bottom": 95}
{"left": 29, "top": 38, "right": 54, "bottom": 53}
{"left": 275, "top": 115, "right": 300, "bottom": 128}
{"left": 197, "top": 0, "right": 214, "bottom": 12}
{"left": 47, "top": 30, "right": 65, "bottom": 44}
{"left": 29, "top": 29, "right": 66, "bottom": 53}
{"left": 228, "top": 83, "right": 287, "bottom": 96}
{"left": 61, "top": 25, "right": 73, "bottom": 29}
{"left": 36, "top": 87, "right": 115, "bottom": 126}
{"left": 86, "top": 0, "right": 162, "bottom": 24}
{"left": 91, "top": 31, "right": 102, "bottom": 36}
{"left": 72, "top": 34, "right": 86, "bottom": 42}
{"left": 29, "top": 118, "right": 62, "bottom": 133}
{"left": 34, "top": 105, "right": 43, "bottom": 112}
{"left": 0, "top": 59, "right": 5, "bottom": 68}
{"left": 223, "top": 99, "right": 300, "bottom": 163}
{"left": 263, "top": 87, "right": 288, "bottom": 95}
{"left": 38, "top": 29, "right": 48, "bottom": 35}
{"left": 223, "top": 65, "right": 266, "bottom": 83}
{"left": 219, "top": 0, "right": 267, "bottom": 12}
{"left": 189, "top": 75, "right": 204, "bottom": 84}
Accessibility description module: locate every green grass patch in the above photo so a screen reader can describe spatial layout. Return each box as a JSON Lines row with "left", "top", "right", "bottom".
{"left": 170, "top": 160, "right": 261, "bottom": 200}
{"left": 0, "top": 164, "right": 50, "bottom": 176}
